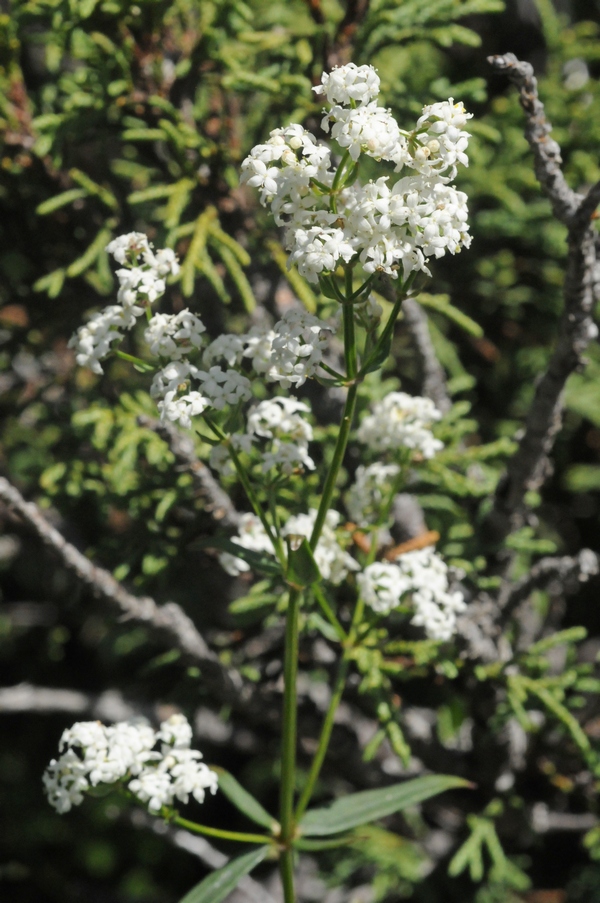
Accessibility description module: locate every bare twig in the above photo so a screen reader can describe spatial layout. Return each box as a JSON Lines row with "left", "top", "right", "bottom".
{"left": 401, "top": 297, "right": 452, "bottom": 413}
{"left": 0, "top": 683, "right": 139, "bottom": 718}
{"left": 0, "top": 476, "right": 242, "bottom": 699}
{"left": 486, "top": 54, "right": 600, "bottom": 541}
{"left": 137, "top": 415, "right": 241, "bottom": 528}
{"left": 497, "top": 549, "right": 599, "bottom": 622}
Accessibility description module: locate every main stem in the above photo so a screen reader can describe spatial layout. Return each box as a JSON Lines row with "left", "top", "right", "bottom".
{"left": 279, "top": 586, "right": 301, "bottom": 902}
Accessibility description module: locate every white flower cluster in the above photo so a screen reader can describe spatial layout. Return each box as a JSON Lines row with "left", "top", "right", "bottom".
{"left": 43, "top": 714, "right": 218, "bottom": 815}
{"left": 357, "top": 391, "right": 443, "bottom": 458}
{"left": 247, "top": 397, "right": 315, "bottom": 475}
{"left": 357, "top": 547, "right": 466, "bottom": 641}
{"left": 144, "top": 310, "right": 206, "bottom": 360}
{"left": 219, "top": 508, "right": 358, "bottom": 585}
{"left": 241, "top": 63, "right": 472, "bottom": 284}
{"left": 68, "top": 233, "right": 180, "bottom": 375}
{"left": 346, "top": 462, "right": 400, "bottom": 526}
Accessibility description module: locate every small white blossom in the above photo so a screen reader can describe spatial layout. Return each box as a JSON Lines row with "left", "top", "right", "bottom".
{"left": 410, "top": 99, "right": 472, "bottom": 178}
{"left": 357, "top": 392, "right": 444, "bottom": 458}
{"left": 144, "top": 246, "right": 181, "bottom": 277}
{"left": 358, "top": 547, "right": 467, "bottom": 640}
{"left": 242, "top": 325, "right": 277, "bottom": 374}
{"left": 357, "top": 561, "right": 412, "bottom": 614}
{"left": 196, "top": 367, "right": 252, "bottom": 409}
{"left": 267, "top": 310, "right": 333, "bottom": 387}
{"left": 158, "top": 390, "right": 209, "bottom": 429}
{"left": 287, "top": 226, "right": 355, "bottom": 283}
{"left": 346, "top": 463, "right": 400, "bottom": 526}
{"left": 313, "top": 63, "right": 381, "bottom": 107}
{"left": 323, "top": 102, "right": 408, "bottom": 166}
{"left": 218, "top": 513, "right": 275, "bottom": 576}
{"left": 247, "top": 397, "right": 312, "bottom": 444}
{"left": 68, "top": 305, "right": 139, "bottom": 374}
{"left": 262, "top": 442, "right": 316, "bottom": 475}
{"left": 43, "top": 715, "right": 218, "bottom": 816}
{"left": 150, "top": 360, "right": 199, "bottom": 400}
{"left": 106, "top": 232, "right": 152, "bottom": 265}
{"left": 203, "top": 334, "right": 246, "bottom": 368}
{"left": 144, "top": 310, "right": 206, "bottom": 359}
{"left": 116, "top": 266, "right": 166, "bottom": 307}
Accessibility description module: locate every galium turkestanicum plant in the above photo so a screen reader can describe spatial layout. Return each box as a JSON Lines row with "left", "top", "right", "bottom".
{"left": 51, "top": 63, "right": 474, "bottom": 903}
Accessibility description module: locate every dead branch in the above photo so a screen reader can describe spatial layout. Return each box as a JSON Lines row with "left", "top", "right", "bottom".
{"left": 497, "top": 549, "right": 599, "bottom": 622}
{"left": 0, "top": 475, "right": 242, "bottom": 700}
{"left": 485, "top": 54, "right": 600, "bottom": 541}
{"left": 401, "top": 297, "right": 452, "bottom": 413}
{"left": 137, "top": 415, "right": 241, "bottom": 528}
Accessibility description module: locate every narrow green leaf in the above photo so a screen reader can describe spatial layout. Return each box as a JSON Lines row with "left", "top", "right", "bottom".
{"left": 212, "top": 768, "right": 277, "bottom": 831}
{"left": 33, "top": 268, "right": 66, "bottom": 298}
{"left": 66, "top": 228, "right": 113, "bottom": 277}
{"left": 299, "top": 774, "right": 471, "bottom": 837}
{"left": 36, "top": 189, "right": 87, "bottom": 215}
{"left": 191, "top": 536, "right": 280, "bottom": 577}
{"left": 177, "top": 846, "right": 270, "bottom": 903}
{"left": 417, "top": 293, "right": 483, "bottom": 338}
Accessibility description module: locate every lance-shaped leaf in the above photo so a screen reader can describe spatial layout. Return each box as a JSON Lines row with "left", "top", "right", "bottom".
{"left": 286, "top": 537, "right": 321, "bottom": 588}
{"left": 191, "top": 536, "right": 280, "bottom": 577}
{"left": 213, "top": 768, "right": 278, "bottom": 831}
{"left": 299, "top": 774, "right": 471, "bottom": 837}
{"left": 177, "top": 846, "right": 271, "bottom": 903}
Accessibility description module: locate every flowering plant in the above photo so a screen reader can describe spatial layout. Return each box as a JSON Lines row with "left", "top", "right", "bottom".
{"left": 49, "top": 63, "right": 477, "bottom": 902}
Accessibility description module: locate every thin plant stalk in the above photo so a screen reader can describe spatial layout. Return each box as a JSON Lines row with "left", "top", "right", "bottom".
{"left": 171, "top": 814, "right": 272, "bottom": 846}
{"left": 294, "top": 656, "right": 349, "bottom": 822}
{"left": 279, "top": 586, "right": 302, "bottom": 902}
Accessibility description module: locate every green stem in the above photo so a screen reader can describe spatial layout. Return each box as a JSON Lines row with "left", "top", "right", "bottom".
{"left": 114, "top": 349, "right": 155, "bottom": 371}
{"left": 171, "top": 815, "right": 272, "bottom": 845}
{"left": 343, "top": 268, "right": 358, "bottom": 380}
{"left": 310, "top": 292, "right": 358, "bottom": 549}
{"left": 309, "top": 382, "right": 357, "bottom": 549}
{"left": 279, "top": 587, "right": 302, "bottom": 902}
{"left": 203, "top": 415, "right": 285, "bottom": 568}
{"left": 311, "top": 584, "right": 347, "bottom": 642}
{"left": 280, "top": 849, "right": 296, "bottom": 903}
{"left": 294, "top": 656, "right": 349, "bottom": 822}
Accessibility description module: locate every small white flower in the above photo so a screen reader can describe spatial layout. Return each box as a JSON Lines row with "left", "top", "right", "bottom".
{"left": 203, "top": 334, "right": 246, "bottom": 368}
{"left": 346, "top": 463, "right": 400, "bottom": 526}
{"left": 262, "top": 442, "right": 315, "bottom": 475}
{"left": 106, "top": 232, "right": 152, "bottom": 265}
{"left": 358, "top": 547, "right": 466, "bottom": 640}
{"left": 196, "top": 366, "right": 252, "bottom": 409}
{"left": 266, "top": 310, "right": 333, "bottom": 387}
{"left": 158, "top": 390, "right": 208, "bottom": 429}
{"left": 357, "top": 561, "right": 412, "bottom": 614}
{"left": 218, "top": 512, "right": 275, "bottom": 576}
{"left": 43, "top": 715, "right": 218, "bottom": 817}
{"left": 323, "top": 102, "right": 408, "bottom": 166}
{"left": 313, "top": 64, "right": 381, "bottom": 107}
{"left": 145, "top": 310, "right": 206, "bottom": 359}
{"left": 357, "top": 392, "right": 444, "bottom": 458}
{"left": 68, "top": 305, "right": 139, "bottom": 374}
